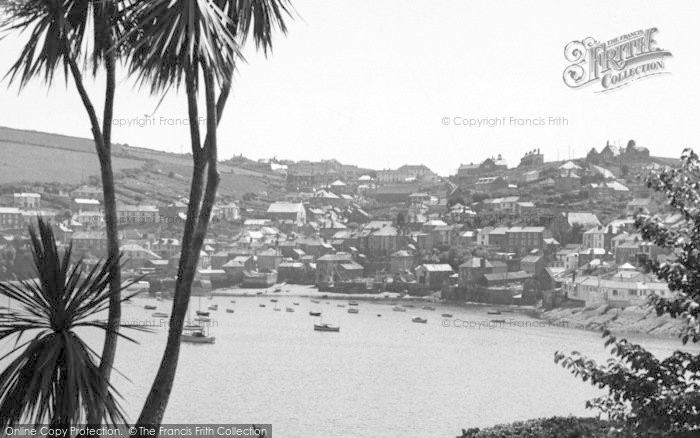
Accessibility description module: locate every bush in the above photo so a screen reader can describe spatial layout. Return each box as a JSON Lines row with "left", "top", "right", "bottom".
{"left": 457, "top": 417, "right": 615, "bottom": 438}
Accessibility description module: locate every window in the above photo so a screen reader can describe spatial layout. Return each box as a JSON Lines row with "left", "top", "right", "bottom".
{"left": 612, "top": 290, "right": 618, "bottom": 296}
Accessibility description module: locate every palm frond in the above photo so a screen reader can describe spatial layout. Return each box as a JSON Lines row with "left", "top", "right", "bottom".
{"left": 217, "top": 0, "right": 291, "bottom": 55}
{"left": 0, "top": 218, "right": 147, "bottom": 427}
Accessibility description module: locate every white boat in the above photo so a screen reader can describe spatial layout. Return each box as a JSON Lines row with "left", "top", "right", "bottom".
{"left": 314, "top": 323, "right": 340, "bottom": 332}
{"left": 181, "top": 325, "right": 215, "bottom": 343}
{"left": 347, "top": 308, "right": 359, "bottom": 314}
{"left": 195, "top": 316, "right": 211, "bottom": 323}
{"left": 207, "top": 304, "right": 218, "bottom": 311}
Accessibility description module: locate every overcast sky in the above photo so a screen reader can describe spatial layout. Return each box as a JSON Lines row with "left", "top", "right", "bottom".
{"left": 0, "top": 0, "right": 698, "bottom": 176}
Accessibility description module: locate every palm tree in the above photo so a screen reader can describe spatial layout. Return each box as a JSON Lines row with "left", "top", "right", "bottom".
{"left": 0, "top": 1, "right": 129, "bottom": 420}
{"left": 0, "top": 218, "right": 145, "bottom": 427}
{"left": 121, "top": 0, "right": 290, "bottom": 428}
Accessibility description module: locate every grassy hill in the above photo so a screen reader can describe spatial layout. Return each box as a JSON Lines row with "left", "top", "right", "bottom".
{"left": 0, "top": 126, "right": 278, "bottom": 202}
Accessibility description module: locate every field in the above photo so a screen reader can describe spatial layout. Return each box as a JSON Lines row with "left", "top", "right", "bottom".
{"left": 0, "top": 141, "right": 144, "bottom": 184}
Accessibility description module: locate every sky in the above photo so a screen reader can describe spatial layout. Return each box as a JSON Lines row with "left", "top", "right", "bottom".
{"left": 0, "top": 0, "right": 699, "bottom": 176}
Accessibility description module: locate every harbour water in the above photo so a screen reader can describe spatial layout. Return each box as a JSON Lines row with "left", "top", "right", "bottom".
{"left": 64, "top": 286, "right": 700, "bottom": 436}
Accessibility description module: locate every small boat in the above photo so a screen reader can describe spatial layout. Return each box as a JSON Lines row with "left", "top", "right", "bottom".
{"left": 152, "top": 312, "right": 169, "bottom": 318}
{"left": 207, "top": 304, "right": 218, "bottom": 311}
{"left": 226, "top": 308, "right": 235, "bottom": 314}
{"left": 274, "top": 287, "right": 282, "bottom": 292}
{"left": 422, "top": 306, "right": 436, "bottom": 311}
{"left": 377, "top": 314, "right": 382, "bottom": 317}
{"left": 310, "top": 299, "right": 320, "bottom": 304}
{"left": 321, "top": 294, "right": 329, "bottom": 299}
{"left": 195, "top": 316, "right": 211, "bottom": 323}
{"left": 392, "top": 306, "right": 406, "bottom": 312}
{"left": 337, "top": 304, "right": 346, "bottom": 308}
{"left": 196, "top": 310, "right": 210, "bottom": 316}
{"left": 270, "top": 299, "right": 278, "bottom": 303}
{"left": 230, "top": 300, "right": 236, "bottom": 303}
{"left": 441, "top": 313, "right": 453, "bottom": 318}
{"left": 309, "top": 311, "right": 322, "bottom": 317}
{"left": 347, "top": 308, "right": 359, "bottom": 314}
{"left": 293, "top": 302, "right": 299, "bottom": 306}
{"left": 256, "top": 291, "right": 263, "bottom": 295}
{"left": 274, "top": 307, "right": 281, "bottom": 312}
{"left": 487, "top": 311, "right": 502, "bottom": 315}
{"left": 144, "top": 305, "right": 157, "bottom": 310}
{"left": 181, "top": 325, "right": 215, "bottom": 343}
{"left": 286, "top": 307, "right": 295, "bottom": 313}
{"left": 314, "top": 323, "right": 340, "bottom": 332}
{"left": 259, "top": 304, "right": 266, "bottom": 308}
{"left": 348, "top": 301, "right": 359, "bottom": 306}
{"left": 412, "top": 317, "right": 428, "bottom": 324}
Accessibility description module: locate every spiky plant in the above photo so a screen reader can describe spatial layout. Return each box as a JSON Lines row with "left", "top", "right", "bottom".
{"left": 0, "top": 218, "right": 143, "bottom": 427}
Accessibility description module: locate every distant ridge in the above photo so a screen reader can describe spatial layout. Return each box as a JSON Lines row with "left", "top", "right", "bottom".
{"left": 0, "top": 125, "right": 126, "bottom": 155}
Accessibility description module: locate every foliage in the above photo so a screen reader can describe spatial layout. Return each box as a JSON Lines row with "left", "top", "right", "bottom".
{"left": 458, "top": 416, "right": 616, "bottom": 438}
{"left": 0, "top": 218, "right": 145, "bottom": 427}
{"left": 555, "top": 149, "right": 700, "bottom": 435}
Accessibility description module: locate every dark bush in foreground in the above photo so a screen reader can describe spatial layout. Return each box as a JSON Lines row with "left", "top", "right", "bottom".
{"left": 458, "top": 417, "right": 613, "bottom": 438}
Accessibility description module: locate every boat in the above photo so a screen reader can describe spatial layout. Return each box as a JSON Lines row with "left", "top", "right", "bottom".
{"left": 286, "top": 307, "right": 295, "bottom": 313}
{"left": 194, "top": 316, "right": 211, "bottom": 323}
{"left": 422, "top": 306, "right": 436, "bottom": 311}
{"left": 152, "top": 312, "right": 169, "bottom": 318}
{"left": 293, "top": 302, "right": 300, "bottom": 306}
{"left": 348, "top": 301, "right": 359, "bottom": 306}
{"left": 441, "top": 313, "right": 453, "bottom": 318}
{"left": 314, "top": 323, "right": 340, "bottom": 332}
{"left": 230, "top": 300, "right": 236, "bottom": 303}
{"left": 259, "top": 304, "right": 266, "bottom": 308}
{"left": 487, "top": 311, "right": 502, "bottom": 315}
{"left": 337, "top": 304, "right": 346, "bottom": 308}
{"left": 392, "top": 306, "right": 406, "bottom": 312}
{"left": 256, "top": 291, "right": 263, "bottom": 295}
{"left": 181, "top": 325, "right": 215, "bottom": 343}
{"left": 274, "top": 307, "right": 281, "bottom": 312}
{"left": 207, "top": 304, "right": 218, "bottom": 311}
{"left": 144, "top": 305, "right": 157, "bottom": 310}
{"left": 412, "top": 317, "right": 428, "bottom": 324}
{"left": 274, "top": 287, "right": 282, "bottom": 292}
{"left": 196, "top": 310, "right": 210, "bottom": 316}
{"left": 377, "top": 314, "right": 382, "bottom": 317}
{"left": 310, "top": 299, "right": 320, "bottom": 304}
{"left": 309, "top": 311, "right": 322, "bottom": 317}
{"left": 347, "top": 308, "right": 359, "bottom": 314}
{"left": 270, "top": 299, "right": 278, "bottom": 303}
{"left": 226, "top": 308, "right": 234, "bottom": 314}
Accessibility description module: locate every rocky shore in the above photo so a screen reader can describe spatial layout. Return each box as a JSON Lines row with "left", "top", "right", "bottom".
{"left": 540, "top": 304, "right": 685, "bottom": 338}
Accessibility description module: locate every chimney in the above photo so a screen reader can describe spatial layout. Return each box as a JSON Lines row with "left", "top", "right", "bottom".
{"left": 480, "top": 257, "right": 486, "bottom": 270}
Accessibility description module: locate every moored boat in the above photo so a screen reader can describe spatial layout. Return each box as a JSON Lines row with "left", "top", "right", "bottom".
{"left": 181, "top": 325, "right": 215, "bottom": 343}
{"left": 441, "top": 313, "right": 453, "bottom": 318}
{"left": 348, "top": 301, "right": 359, "bottom": 306}
{"left": 285, "top": 306, "right": 295, "bottom": 312}
{"left": 196, "top": 310, "right": 210, "bottom": 316}
{"left": 487, "top": 310, "right": 502, "bottom": 315}
{"left": 226, "top": 308, "right": 234, "bottom": 313}
{"left": 392, "top": 306, "right": 406, "bottom": 312}
{"left": 309, "top": 311, "right": 321, "bottom": 316}
{"left": 347, "top": 308, "right": 359, "bottom": 314}
{"left": 422, "top": 306, "right": 436, "bottom": 311}
{"left": 314, "top": 323, "right": 340, "bottom": 332}
{"left": 195, "top": 316, "right": 211, "bottom": 323}
{"left": 270, "top": 299, "right": 278, "bottom": 302}
{"left": 259, "top": 304, "right": 266, "bottom": 308}
{"left": 152, "top": 312, "right": 169, "bottom": 318}
{"left": 207, "top": 304, "right": 218, "bottom": 311}
{"left": 310, "top": 299, "right": 320, "bottom": 304}
{"left": 144, "top": 305, "right": 157, "bottom": 310}
{"left": 412, "top": 317, "right": 428, "bottom": 323}
{"left": 337, "top": 304, "right": 346, "bottom": 308}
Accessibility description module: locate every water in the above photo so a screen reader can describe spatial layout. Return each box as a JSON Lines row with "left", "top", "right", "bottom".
{"left": 7, "top": 286, "right": 698, "bottom": 437}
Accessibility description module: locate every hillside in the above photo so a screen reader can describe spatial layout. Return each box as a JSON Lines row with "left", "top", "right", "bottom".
{"left": 0, "top": 126, "right": 279, "bottom": 202}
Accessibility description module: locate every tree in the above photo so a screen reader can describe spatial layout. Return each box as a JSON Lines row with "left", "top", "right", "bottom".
{"left": 0, "top": 219, "right": 144, "bottom": 427}
{"left": 122, "top": 0, "right": 290, "bottom": 430}
{"left": 1, "top": 0, "right": 128, "bottom": 422}
{"left": 555, "top": 149, "right": 700, "bottom": 434}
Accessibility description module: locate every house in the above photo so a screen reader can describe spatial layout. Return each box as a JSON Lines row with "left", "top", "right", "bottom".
{"left": 518, "top": 149, "right": 544, "bottom": 168}
{"left": 367, "top": 184, "right": 420, "bottom": 203}
{"left": 562, "top": 212, "right": 602, "bottom": 230}
{"left": 474, "top": 176, "right": 507, "bottom": 192}
{"left": 71, "top": 231, "right": 108, "bottom": 255}
{"left": 316, "top": 253, "right": 354, "bottom": 284}
{"left": 158, "top": 202, "right": 188, "bottom": 223}
{"left": 521, "top": 254, "right": 545, "bottom": 276}
{"left": 626, "top": 198, "right": 658, "bottom": 215}
{"left": 458, "top": 257, "right": 493, "bottom": 286}
{"left": 222, "top": 256, "right": 256, "bottom": 283}
{"left": 72, "top": 198, "right": 101, "bottom": 213}
{"left": 13, "top": 193, "right": 41, "bottom": 209}
{"left": 389, "top": 250, "right": 414, "bottom": 274}
{"left": 219, "top": 202, "right": 240, "bottom": 221}
{"left": 0, "top": 207, "right": 22, "bottom": 230}
{"left": 582, "top": 226, "right": 613, "bottom": 250}
{"left": 117, "top": 205, "right": 160, "bottom": 225}
{"left": 266, "top": 202, "right": 306, "bottom": 225}
{"left": 71, "top": 186, "right": 103, "bottom": 201}
{"left": 151, "top": 238, "right": 181, "bottom": 259}
{"left": 415, "top": 264, "right": 454, "bottom": 289}
{"left": 479, "top": 271, "right": 531, "bottom": 287}
{"left": 120, "top": 244, "right": 162, "bottom": 271}
{"left": 257, "top": 248, "right": 283, "bottom": 272}
{"left": 367, "top": 226, "right": 405, "bottom": 257}
{"left": 505, "top": 226, "right": 545, "bottom": 255}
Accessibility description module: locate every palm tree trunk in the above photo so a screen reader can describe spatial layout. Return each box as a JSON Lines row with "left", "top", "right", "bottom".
{"left": 68, "top": 50, "right": 122, "bottom": 425}
{"left": 136, "top": 65, "right": 220, "bottom": 429}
